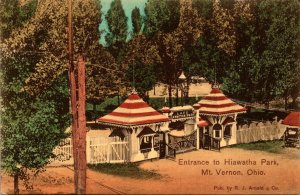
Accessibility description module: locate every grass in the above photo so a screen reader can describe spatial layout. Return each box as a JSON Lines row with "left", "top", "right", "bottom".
{"left": 87, "top": 163, "right": 161, "bottom": 179}
{"left": 230, "top": 140, "right": 284, "bottom": 154}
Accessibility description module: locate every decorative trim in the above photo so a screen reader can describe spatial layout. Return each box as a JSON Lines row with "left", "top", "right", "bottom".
{"left": 98, "top": 121, "right": 168, "bottom": 129}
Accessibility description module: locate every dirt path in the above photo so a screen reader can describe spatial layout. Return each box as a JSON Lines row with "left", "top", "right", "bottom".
{"left": 1, "top": 148, "right": 299, "bottom": 194}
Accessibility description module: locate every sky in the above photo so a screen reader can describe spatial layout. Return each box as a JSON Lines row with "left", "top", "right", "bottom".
{"left": 99, "top": 0, "right": 147, "bottom": 45}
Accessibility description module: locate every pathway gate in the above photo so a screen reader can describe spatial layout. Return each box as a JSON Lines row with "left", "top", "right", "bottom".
{"left": 51, "top": 135, "right": 129, "bottom": 165}
{"left": 168, "top": 130, "right": 197, "bottom": 154}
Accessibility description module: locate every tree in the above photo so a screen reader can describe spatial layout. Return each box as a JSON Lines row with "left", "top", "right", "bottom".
{"left": 144, "top": 0, "right": 180, "bottom": 37}
{"left": 1, "top": 54, "right": 69, "bottom": 194}
{"left": 105, "top": 0, "right": 128, "bottom": 60}
{"left": 126, "top": 61, "right": 157, "bottom": 99}
{"left": 0, "top": 0, "right": 104, "bottom": 193}
{"left": 1, "top": 0, "right": 103, "bottom": 96}
{"left": 144, "top": 0, "right": 203, "bottom": 107}
{"left": 259, "top": 0, "right": 300, "bottom": 109}
{"left": 222, "top": 0, "right": 300, "bottom": 110}
{"left": 131, "top": 7, "right": 143, "bottom": 35}
{"left": 86, "top": 45, "right": 123, "bottom": 113}
{"left": 123, "top": 33, "right": 161, "bottom": 99}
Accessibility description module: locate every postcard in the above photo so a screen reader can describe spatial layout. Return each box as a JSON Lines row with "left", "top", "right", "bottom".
{"left": 1, "top": 0, "right": 299, "bottom": 194}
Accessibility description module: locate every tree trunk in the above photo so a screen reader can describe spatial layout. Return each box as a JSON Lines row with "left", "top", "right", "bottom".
{"left": 176, "top": 85, "right": 179, "bottom": 106}
{"left": 14, "top": 172, "right": 19, "bottom": 195}
{"left": 168, "top": 85, "right": 172, "bottom": 108}
{"left": 67, "top": 1, "right": 79, "bottom": 193}
{"left": 153, "top": 85, "right": 156, "bottom": 95}
{"left": 284, "top": 93, "right": 288, "bottom": 111}
{"left": 264, "top": 101, "right": 270, "bottom": 110}
{"left": 292, "top": 97, "right": 297, "bottom": 109}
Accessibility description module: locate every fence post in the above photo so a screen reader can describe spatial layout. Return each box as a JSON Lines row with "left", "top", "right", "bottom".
{"left": 86, "top": 136, "right": 91, "bottom": 163}
{"left": 107, "top": 141, "right": 110, "bottom": 163}
{"left": 196, "top": 128, "right": 200, "bottom": 150}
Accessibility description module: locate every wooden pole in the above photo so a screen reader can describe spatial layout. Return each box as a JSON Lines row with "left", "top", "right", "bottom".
{"left": 67, "top": 0, "right": 80, "bottom": 193}
{"left": 77, "top": 54, "right": 87, "bottom": 194}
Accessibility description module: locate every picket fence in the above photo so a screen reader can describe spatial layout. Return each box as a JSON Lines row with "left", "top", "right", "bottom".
{"left": 236, "top": 120, "right": 285, "bottom": 144}
{"left": 50, "top": 135, "right": 129, "bottom": 166}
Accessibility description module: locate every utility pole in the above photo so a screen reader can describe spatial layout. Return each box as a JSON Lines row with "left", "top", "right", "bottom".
{"left": 67, "top": 0, "right": 86, "bottom": 194}
{"left": 77, "top": 54, "right": 87, "bottom": 194}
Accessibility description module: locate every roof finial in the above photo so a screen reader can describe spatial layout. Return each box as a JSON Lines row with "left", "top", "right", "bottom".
{"left": 213, "top": 64, "right": 219, "bottom": 88}
{"left": 132, "top": 87, "right": 137, "bottom": 94}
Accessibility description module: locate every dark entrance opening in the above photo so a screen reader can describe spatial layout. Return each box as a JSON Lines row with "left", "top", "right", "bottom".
{"left": 159, "top": 132, "right": 166, "bottom": 158}
{"left": 200, "top": 125, "right": 221, "bottom": 151}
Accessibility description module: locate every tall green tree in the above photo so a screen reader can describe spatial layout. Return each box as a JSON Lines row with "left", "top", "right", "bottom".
{"left": 0, "top": 0, "right": 106, "bottom": 193}
{"left": 259, "top": 0, "right": 300, "bottom": 109}
{"left": 1, "top": 0, "right": 103, "bottom": 96}
{"left": 222, "top": 0, "right": 300, "bottom": 110}
{"left": 144, "top": 0, "right": 203, "bottom": 107}
{"left": 105, "top": 0, "right": 128, "bottom": 60}
{"left": 131, "top": 7, "right": 143, "bottom": 35}
{"left": 144, "top": 0, "right": 180, "bottom": 37}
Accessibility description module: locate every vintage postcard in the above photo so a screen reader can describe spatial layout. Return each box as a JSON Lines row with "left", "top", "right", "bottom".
{"left": 0, "top": 0, "right": 299, "bottom": 194}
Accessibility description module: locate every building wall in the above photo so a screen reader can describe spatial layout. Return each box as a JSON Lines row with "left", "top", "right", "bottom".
{"left": 130, "top": 124, "right": 160, "bottom": 162}
{"left": 204, "top": 114, "right": 238, "bottom": 147}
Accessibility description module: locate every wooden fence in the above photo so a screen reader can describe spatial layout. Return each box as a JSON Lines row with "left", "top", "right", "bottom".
{"left": 50, "top": 135, "right": 129, "bottom": 166}
{"left": 236, "top": 120, "right": 285, "bottom": 144}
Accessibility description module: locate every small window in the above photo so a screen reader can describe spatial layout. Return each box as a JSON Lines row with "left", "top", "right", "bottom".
{"left": 140, "top": 136, "right": 152, "bottom": 152}
{"left": 215, "top": 130, "right": 221, "bottom": 138}
{"left": 144, "top": 136, "right": 151, "bottom": 143}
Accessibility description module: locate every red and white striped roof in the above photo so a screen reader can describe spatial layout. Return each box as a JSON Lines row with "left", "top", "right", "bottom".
{"left": 97, "top": 92, "right": 169, "bottom": 128}
{"left": 198, "top": 87, "right": 246, "bottom": 116}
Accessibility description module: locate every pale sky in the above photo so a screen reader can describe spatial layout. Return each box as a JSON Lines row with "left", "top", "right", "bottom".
{"left": 99, "top": 0, "right": 147, "bottom": 45}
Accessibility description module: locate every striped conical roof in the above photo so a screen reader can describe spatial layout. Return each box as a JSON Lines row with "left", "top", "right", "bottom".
{"left": 198, "top": 87, "right": 246, "bottom": 116}
{"left": 97, "top": 91, "right": 169, "bottom": 128}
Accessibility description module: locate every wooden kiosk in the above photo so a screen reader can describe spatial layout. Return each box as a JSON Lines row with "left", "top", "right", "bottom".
{"left": 97, "top": 90, "right": 170, "bottom": 162}
{"left": 195, "top": 86, "right": 246, "bottom": 149}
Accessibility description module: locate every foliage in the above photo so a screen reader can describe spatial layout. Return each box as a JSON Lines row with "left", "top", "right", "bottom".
{"left": 126, "top": 61, "right": 157, "bottom": 97}
{"left": 1, "top": 0, "right": 103, "bottom": 96}
{"left": 105, "top": 0, "right": 128, "bottom": 60}
{"left": 0, "top": 0, "right": 37, "bottom": 39}
{"left": 1, "top": 55, "right": 69, "bottom": 191}
{"left": 143, "top": 0, "right": 203, "bottom": 107}
{"left": 222, "top": 0, "right": 300, "bottom": 108}
{"left": 86, "top": 46, "right": 122, "bottom": 104}
{"left": 0, "top": 1, "right": 70, "bottom": 192}
{"left": 88, "top": 163, "right": 161, "bottom": 179}
{"left": 131, "top": 7, "right": 143, "bottom": 35}
{"left": 144, "top": 0, "right": 180, "bottom": 37}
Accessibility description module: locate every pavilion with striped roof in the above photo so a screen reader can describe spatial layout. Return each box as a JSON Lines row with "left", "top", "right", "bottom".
{"left": 195, "top": 86, "right": 246, "bottom": 148}
{"left": 97, "top": 90, "right": 170, "bottom": 162}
